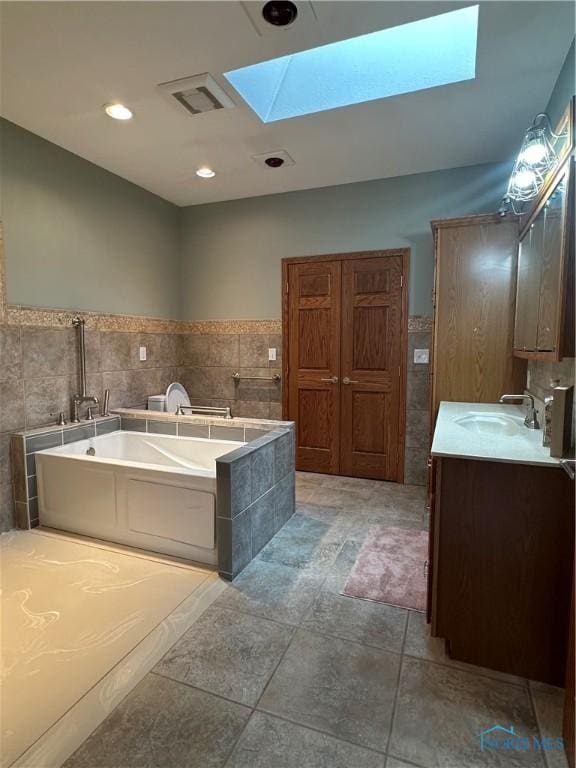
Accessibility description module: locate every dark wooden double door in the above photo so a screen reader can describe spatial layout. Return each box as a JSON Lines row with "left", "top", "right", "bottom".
{"left": 284, "top": 252, "right": 407, "bottom": 481}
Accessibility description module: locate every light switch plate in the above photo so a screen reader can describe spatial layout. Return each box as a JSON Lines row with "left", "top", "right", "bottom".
{"left": 268, "top": 348, "right": 277, "bottom": 362}
{"left": 414, "top": 348, "right": 429, "bottom": 364}
{"left": 139, "top": 346, "right": 147, "bottom": 362}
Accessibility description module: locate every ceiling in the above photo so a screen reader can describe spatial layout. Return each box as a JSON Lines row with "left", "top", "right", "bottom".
{"left": 1, "top": 1, "right": 573, "bottom": 206}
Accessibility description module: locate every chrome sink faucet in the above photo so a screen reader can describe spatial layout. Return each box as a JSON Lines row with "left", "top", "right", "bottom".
{"left": 499, "top": 394, "right": 540, "bottom": 429}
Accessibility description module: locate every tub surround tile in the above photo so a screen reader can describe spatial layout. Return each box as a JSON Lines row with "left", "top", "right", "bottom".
{"left": 63, "top": 674, "right": 251, "bottom": 768}
{"left": 25, "top": 430, "right": 64, "bottom": 453}
{"left": 245, "top": 427, "right": 270, "bottom": 442}
{"left": 11, "top": 436, "right": 26, "bottom": 503}
{"left": 249, "top": 487, "right": 277, "bottom": 555}
{"left": 275, "top": 471, "right": 296, "bottom": 529}
{"left": 177, "top": 422, "right": 210, "bottom": 438}
{"left": 154, "top": 606, "right": 293, "bottom": 706}
{"left": 216, "top": 427, "right": 295, "bottom": 578}
{"left": 95, "top": 417, "right": 121, "bottom": 435}
{"left": 10, "top": 416, "right": 121, "bottom": 530}
{"left": 210, "top": 425, "right": 244, "bottom": 442}
{"left": 275, "top": 429, "right": 295, "bottom": 483}
{"left": 250, "top": 440, "right": 274, "bottom": 501}
{"left": 121, "top": 417, "right": 147, "bottom": 432}
{"left": 63, "top": 423, "right": 97, "bottom": 444}
{"left": 147, "top": 420, "right": 177, "bottom": 435}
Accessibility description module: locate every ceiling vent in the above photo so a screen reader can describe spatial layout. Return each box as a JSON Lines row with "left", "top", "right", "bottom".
{"left": 158, "top": 73, "right": 235, "bottom": 116}
{"left": 241, "top": 1, "right": 317, "bottom": 36}
{"left": 252, "top": 150, "right": 295, "bottom": 169}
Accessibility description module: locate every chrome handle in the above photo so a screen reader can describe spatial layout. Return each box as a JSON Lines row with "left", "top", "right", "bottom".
{"left": 342, "top": 376, "right": 359, "bottom": 385}
{"left": 320, "top": 376, "right": 339, "bottom": 384}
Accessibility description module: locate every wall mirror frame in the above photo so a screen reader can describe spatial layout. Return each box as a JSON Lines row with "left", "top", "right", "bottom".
{"left": 513, "top": 154, "right": 574, "bottom": 361}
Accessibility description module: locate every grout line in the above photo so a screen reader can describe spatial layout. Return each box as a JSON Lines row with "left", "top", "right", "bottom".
{"left": 253, "top": 706, "right": 389, "bottom": 758}
{"left": 381, "top": 611, "right": 410, "bottom": 760}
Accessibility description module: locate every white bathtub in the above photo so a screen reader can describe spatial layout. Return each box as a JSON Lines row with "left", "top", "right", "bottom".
{"left": 36, "top": 431, "right": 245, "bottom": 564}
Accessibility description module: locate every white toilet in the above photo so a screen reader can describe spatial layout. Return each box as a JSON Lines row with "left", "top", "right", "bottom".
{"left": 147, "top": 382, "right": 191, "bottom": 413}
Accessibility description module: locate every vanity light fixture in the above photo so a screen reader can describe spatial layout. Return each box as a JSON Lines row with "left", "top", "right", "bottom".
{"left": 502, "top": 112, "right": 567, "bottom": 212}
{"left": 196, "top": 167, "right": 216, "bottom": 178}
{"left": 103, "top": 103, "right": 134, "bottom": 121}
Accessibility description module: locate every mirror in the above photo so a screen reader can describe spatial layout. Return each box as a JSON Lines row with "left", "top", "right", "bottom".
{"left": 514, "top": 160, "right": 572, "bottom": 358}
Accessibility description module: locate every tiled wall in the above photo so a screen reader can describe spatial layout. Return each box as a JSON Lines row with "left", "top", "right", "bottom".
{"left": 405, "top": 328, "right": 432, "bottom": 485}
{"left": 0, "top": 325, "right": 180, "bottom": 531}
{"left": 177, "top": 332, "right": 283, "bottom": 420}
{"left": 216, "top": 427, "right": 295, "bottom": 579}
{"left": 1, "top": 312, "right": 432, "bottom": 532}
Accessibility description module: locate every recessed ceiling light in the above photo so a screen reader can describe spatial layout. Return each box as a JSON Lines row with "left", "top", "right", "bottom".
{"left": 196, "top": 167, "right": 216, "bottom": 178}
{"left": 104, "top": 103, "right": 133, "bottom": 121}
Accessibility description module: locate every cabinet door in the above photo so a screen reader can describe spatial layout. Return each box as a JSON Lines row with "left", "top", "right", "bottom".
{"left": 514, "top": 216, "right": 543, "bottom": 351}
{"left": 537, "top": 182, "right": 565, "bottom": 351}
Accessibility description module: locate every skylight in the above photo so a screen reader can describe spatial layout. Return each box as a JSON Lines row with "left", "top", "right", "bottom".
{"left": 224, "top": 5, "right": 479, "bottom": 123}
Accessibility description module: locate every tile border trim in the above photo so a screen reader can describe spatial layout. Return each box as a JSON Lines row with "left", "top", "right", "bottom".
{"left": 4, "top": 307, "right": 431, "bottom": 334}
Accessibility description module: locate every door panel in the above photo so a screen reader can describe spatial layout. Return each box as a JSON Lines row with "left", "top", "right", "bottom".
{"left": 288, "top": 261, "right": 341, "bottom": 474}
{"left": 340, "top": 257, "right": 402, "bottom": 480}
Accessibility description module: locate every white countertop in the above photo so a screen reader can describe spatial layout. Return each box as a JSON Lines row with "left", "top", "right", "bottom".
{"left": 431, "top": 402, "right": 561, "bottom": 467}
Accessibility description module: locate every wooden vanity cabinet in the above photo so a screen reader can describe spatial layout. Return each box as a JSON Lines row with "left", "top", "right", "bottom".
{"left": 514, "top": 158, "right": 575, "bottom": 361}
{"left": 429, "top": 456, "right": 574, "bottom": 685}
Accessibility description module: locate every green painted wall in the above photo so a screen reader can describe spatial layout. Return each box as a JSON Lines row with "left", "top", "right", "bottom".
{"left": 180, "top": 162, "right": 509, "bottom": 320}
{"left": 0, "top": 118, "right": 181, "bottom": 318}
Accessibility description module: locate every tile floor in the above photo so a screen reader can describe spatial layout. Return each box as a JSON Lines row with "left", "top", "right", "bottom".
{"left": 63, "top": 473, "right": 567, "bottom": 768}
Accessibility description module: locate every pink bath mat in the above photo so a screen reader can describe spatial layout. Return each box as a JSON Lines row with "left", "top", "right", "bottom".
{"left": 342, "top": 526, "right": 429, "bottom": 612}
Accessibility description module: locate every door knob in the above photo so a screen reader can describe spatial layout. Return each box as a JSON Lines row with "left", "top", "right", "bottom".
{"left": 342, "top": 376, "right": 359, "bottom": 385}
{"left": 320, "top": 376, "right": 339, "bottom": 383}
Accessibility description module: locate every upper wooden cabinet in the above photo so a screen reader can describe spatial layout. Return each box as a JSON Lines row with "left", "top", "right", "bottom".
{"left": 430, "top": 214, "right": 527, "bottom": 422}
{"left": 513, "top": 158, "right": 575, "bottom": 361}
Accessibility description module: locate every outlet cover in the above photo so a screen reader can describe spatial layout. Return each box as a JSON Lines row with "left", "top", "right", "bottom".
{"left": 268, "top": 347, "right": 277, "bottom": 362}
{"left": 139, "top": 346, "right": 147, "bottom": 362}
{"left": 414, "top": 348, "right": 429, "bottom": 364}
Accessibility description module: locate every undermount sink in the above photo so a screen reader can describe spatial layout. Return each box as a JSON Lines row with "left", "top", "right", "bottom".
{"left": 453, "top": 413, "right": 524, "bottom": 438}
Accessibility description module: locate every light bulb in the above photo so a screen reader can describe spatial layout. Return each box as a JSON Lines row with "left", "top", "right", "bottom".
{"left": 104, "top": 103, "right": 133, "bottom": 121}
{"left": 196, "top": 167, "right": 216, "bottom": 178}
{"left": 513, "top": 169, "right": 536, "bottom": 189}
{"left": 519, "top": 142, "right": 547, "bottom": 165}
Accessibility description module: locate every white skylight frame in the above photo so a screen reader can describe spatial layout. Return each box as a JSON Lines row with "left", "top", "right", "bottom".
{"left": 224, "top": 5, "right": 479, "bottom": 123}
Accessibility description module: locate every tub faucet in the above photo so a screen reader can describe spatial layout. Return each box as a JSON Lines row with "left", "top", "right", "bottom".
{"left": 71, "top": 394, "right": 99, "bottom": 423}
{"left": 499, "top": 393, "right": 540, "bottom": 429}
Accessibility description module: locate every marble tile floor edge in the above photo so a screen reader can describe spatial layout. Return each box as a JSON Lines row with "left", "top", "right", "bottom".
{"left": 8, "top": 553, "right": 226, "bottom": 768}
